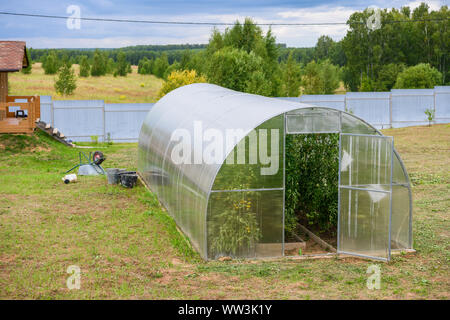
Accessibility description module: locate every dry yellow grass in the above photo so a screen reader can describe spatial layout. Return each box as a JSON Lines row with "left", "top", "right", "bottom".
{"left": 8, "top": 63, "right": 164, "bottom": 103}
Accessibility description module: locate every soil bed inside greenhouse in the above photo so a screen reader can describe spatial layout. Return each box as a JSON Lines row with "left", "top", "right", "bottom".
{"left": 285, "top": 223, "right": 337, "bottom": 256}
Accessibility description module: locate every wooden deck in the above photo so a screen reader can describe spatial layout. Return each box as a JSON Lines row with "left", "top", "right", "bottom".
{"left": 0, "top": 95, "right": 40, "bottom": 134}
{"left": 0, "top": 117, "right": 34, "bottom": 134}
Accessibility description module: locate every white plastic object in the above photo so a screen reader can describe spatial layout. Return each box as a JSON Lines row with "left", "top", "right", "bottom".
{"left": 62, "top": 174, "right": 77, "bottom": 184}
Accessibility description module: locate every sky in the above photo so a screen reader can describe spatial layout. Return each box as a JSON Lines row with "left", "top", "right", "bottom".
{"left": 0, "top": 0, "right": 447, "bottom": 48}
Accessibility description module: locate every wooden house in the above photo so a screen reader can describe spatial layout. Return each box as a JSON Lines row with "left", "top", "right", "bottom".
{"left": 0, "top": 41, "right": 40, "bottom": 134}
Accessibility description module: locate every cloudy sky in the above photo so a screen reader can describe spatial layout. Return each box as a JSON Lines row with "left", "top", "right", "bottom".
{"left": 0, "top": 0, "right": 446, "bottom": 48}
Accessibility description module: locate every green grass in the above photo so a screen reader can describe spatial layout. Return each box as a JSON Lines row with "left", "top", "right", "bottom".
{"left": 0, "top": 125, "right": 449, "bottom": 299}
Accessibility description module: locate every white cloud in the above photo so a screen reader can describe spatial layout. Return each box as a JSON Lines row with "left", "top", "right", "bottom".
{"left": 402, "top": 0, "right": 444, "bottom": 11}
{"left": 5, "top": 0, "right": 447, "bottom": 48}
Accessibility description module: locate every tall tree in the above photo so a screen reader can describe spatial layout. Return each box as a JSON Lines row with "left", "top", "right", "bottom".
{"left": 79, "top": 55, "right": 90, "bottom": 77}
{"left": 342, "top": 4, "right": 449, "bottom": 90}
{"left": 90, "top": 49, "right": 107, "bottom": 76}
{"left": 54, "top": 64, "right": 77, "bottom": 96}
{"left": 115, "top": 51, "right": 128, "bottom": 76}
{"left": 315, "top": 35, "right": 334, "bottom": 61}
{"left": 205, "top": 18, "right": 281, "bottom": 96}
{"left": 153, "top": 53, "right": 169, "bottom": 78}
{"left": 281, "top": 51, "right": 302, "bottom": 97}
{"left": 302, "top": 60, "right": 340, "bottom": 94}
{"left": 42, "top": 51, "right": 59, "bottom": 75}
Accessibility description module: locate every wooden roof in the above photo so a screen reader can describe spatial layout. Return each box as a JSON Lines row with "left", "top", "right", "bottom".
{"left": 0, "top": 41, "right": 29, "bottom": 72}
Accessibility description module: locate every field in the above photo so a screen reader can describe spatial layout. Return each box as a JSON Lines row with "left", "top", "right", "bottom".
{"left": 8, "top": 63, "right": 348, "bottom": 103}
{"left": 0, "top": 124, "right": 448, "bottom": 299}
{"left": 8, "top": 63, "right": 163, "bottom": 103}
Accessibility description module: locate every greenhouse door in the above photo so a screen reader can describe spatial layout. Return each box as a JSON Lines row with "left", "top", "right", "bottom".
{"left": 338, "top": 133, "right": 394, "bottom": 261}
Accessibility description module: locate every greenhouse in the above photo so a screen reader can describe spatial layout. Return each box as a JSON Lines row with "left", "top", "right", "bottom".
{"left": 138, "top": 83, "right": 413, "bottom": 262}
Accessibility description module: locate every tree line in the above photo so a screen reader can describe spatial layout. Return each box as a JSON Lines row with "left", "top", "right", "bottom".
{"left": 27, "top": 2, "right": 448, "bottom": 97}
{"left": 41, "top": 49, "right": 132, "bottom": 77}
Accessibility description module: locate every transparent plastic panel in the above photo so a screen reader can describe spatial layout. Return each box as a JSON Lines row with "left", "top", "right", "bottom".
{"left": 286, "top": 108, "right": 340, "bottom": 133}
{"left": 341, "top": 113, "right": 379, "bottom": 135}
{"left": 339, "top": 188, "right": 391, "bottom": 260}
{"left": 339, "top": 134, "right": 393, "bottom": 261}
{"left": 392, "top": 152, "right": 408, "bottom": 185}
{"left": 391, "top": 185, "right": 411, "bottom": 249}
{"left": 137, "top": 84, "right": 304, "bottom": 260}
{"left": 207, "top": 190, "right": 284, "bottom": 259}
{"left": 340, "top": 134, "right": 393, "bottom": 189}
{"left": 212, "top": 115, "right": 284, "bottom": 190}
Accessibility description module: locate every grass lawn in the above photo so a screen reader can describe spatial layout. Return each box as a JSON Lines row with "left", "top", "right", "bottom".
{"left": 8, "top": 63, "right": 164, "bottom": 103}
{"left": 0, "top": 124, "right": 448, "bottom": 299}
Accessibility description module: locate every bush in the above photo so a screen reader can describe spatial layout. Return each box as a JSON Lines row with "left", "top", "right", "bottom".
{"left": 374, "top": 63, "right": 405, "bottom": 91}
{"left": 425, "top": 108, "right": 435, "bottom": 126}
{"left": 394, "top": 63, "right": 442, "bottom": 89}
{"left": 163, "top": 61, "right": 181, "bottom": 80}
{"left": 206, "top": 47, "right": 270, "bottom": 94}
{"left": 157, "top": 70, "right": 206, "bottom": 99}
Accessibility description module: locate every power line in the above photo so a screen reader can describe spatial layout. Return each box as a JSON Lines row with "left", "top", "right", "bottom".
{"left": 0, "top": 11, "right": 346, "bottom": 26}
{"left": 0, "top": 11, "right": 448, "bottom": 27}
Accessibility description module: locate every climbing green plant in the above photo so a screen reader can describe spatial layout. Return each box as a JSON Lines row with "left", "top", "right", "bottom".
{"left": 285, "top": 133, "right": 339, "bottom": 237}
{"left": 209, "top": 193, "right": 262, "bottom": 257}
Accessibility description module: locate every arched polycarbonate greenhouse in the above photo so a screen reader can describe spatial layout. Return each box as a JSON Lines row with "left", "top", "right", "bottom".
{"left": 138, "top": 83, "right": 413, "bottom": 262}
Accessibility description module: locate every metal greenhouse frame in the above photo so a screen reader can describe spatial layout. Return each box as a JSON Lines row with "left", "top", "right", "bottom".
{"left": 138, "top": 84, "right": 413, "bottom": 261}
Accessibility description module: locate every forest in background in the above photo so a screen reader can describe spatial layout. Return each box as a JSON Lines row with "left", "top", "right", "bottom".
{"left": 26, "top": 3, "right": 449, "bottom": 97}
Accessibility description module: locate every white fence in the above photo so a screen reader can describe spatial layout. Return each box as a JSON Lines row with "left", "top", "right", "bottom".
{"left": 39, "top": 98, "right": 153, "bottom": 142}
{"left": 105, "top": 103, "right": 153, "bottom": 143}
{"left": 280, "top": 86, "right": 450, "bottom": 129}
{"left": 38, "top": 86, "right": 449, "bottom": 142}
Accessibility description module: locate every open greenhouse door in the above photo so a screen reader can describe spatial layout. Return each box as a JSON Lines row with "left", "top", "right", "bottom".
{"left": 338, "top": 133, "right": 394, "bottom": 261}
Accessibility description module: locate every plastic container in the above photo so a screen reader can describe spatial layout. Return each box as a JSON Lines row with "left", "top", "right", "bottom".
{"left": 119, "top": 171, "right": 138, "bottom": 188}
{"left": 106, "top": 168, "right": 126, "bottom": 184}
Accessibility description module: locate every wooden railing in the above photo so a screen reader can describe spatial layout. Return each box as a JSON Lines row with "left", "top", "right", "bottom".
{"left": 0, "top": 95, "right": 40, "bottom": 134}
